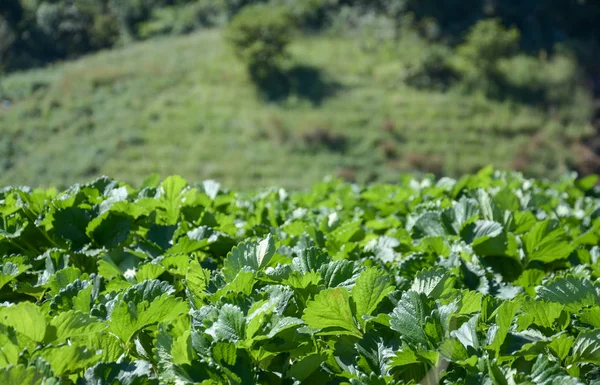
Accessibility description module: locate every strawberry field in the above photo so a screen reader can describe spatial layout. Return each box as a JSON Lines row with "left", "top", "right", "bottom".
{"left": 1, "top": 168, "right": 599, "bottom": 384}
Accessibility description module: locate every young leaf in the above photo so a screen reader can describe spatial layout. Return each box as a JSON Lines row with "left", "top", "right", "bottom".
{"left": 86, "top": 212, "right": 133, "bottom": 249}
{"left": 572, "top": 329, "right": 600, "bottom": 365}
{"left": 83, "top": 361, "right": 158, "bottom": 385}
{"left": 0, "top": 365, "right": 44, "bottom": 385}
{"left": 303, "top": 287, "right": 361, "bottom": 338}
{"left": 452, "top": 315, "right": 479, "bottom": 351}
{"left": 223, "top": 234, "right": 275, "bottom": 281}
{"left": 36, "top": 344, "right": 101, "bottom": 376}
{"left": 48, "top": 311, "right": 106, "bottom": 343}
{"left": 520, "top": 300, "right": 564, "bottom": 330}
{"left": 530, "top": 354, "right": 584, "bottom": 385}
{"left": 0, "top": 302, "right": 47, "bottom": 343}
{"left": 319, "top": 260, "right": 359, "bottom": 288}
{"left": 411, "top": 268, "right": 450, "bottom": 298}
{"left": 352, "top": 267, "right": 394, "bottom": 325}
{"left": 523, "top": 220, "right": 573, "bottom": 263}
{"left": 292, "top": 246, "right": 328, "bottom": 273}
{"left": 548, "top": 334, "right": 574, "bottom": 362}
{"left": 412, "top": 212, "right": 448, "bottom": 238}
{"left": 206, "top": 304, "right": 246, "bottom": 342}
{"left": 389, "top": 290, "right": 430, "bottom": 346}
{"left": 536, "top": 276, "right": 600, "bottom": 312}
{"left": 487, "top": 300, "right": 520, "bottom": 354}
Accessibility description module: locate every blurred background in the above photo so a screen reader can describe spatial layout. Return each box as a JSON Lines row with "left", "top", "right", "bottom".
{"left": 0, "top": 0, "right": 599, "bottom": 189}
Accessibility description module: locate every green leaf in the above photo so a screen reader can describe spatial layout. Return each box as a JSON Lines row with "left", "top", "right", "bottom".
{"left": 523, "top": 220, "right": 573, "bottom": 263}
{"left": 411, "top": 267, "right": 450, "bottom": 298}
{"left": 548, "top": 334, "right": 574, "bottom": 362}
{"left": 0, "top": 329, "right": 21, "bottom": 367}
{"left": 303, "top": 287, "right": 361, "bottom": 338}
{"left": 292, "top": 247, "right": 328, "bottom": 273}
{"left": 572, "top": 329, "right": 600, "bottom": 364}
{"left": 287, "top": 353, "right": 327, "bottom": 381}
{"left": 0, "top": 262, "right": 29, "bottom": 290}
{"left": 457, "top": 290, "right": 483, "bottom": 315}
{"left": 0, "top": 365, "right": 44, "bottom": 385}
{"left": 0, "top": 302, "right": 47, "bottom": 343}
{"left": 439, "top": 338, "right": 471, "bottom": 362}
{"left": 213, "top": 270, "right": 255, "bottom": 299}
{"left": 264, "top": 316, "right": 304, "bottom": 339}
{"left": 109, "top": 281, "right": 188, "bottom": 343}
{"left": 462, "top": 220, "right": 503, "bottom": 244}
{"left": 352, "top": 268, "right": 394, "bottom": 325}
{"left": 213, "top": 341, "right": 237, "bottom": 366}
{"left": 75, "top": 331, "right": 124, "bottom": 362}
{"left": 141, "top": 173, "right": 161, "bottom": 188}
{"left": 86, "top": 212, "right": 133, "bottom": 249}
{"left": 52, "top": 207, "right": 91, "bottom": 248}
{"left": 186, "top": 260, "right": 211, "bottom": 305}
{"left": 159, "top": 175, "right": 188, "bottom": 224}
{"left": 37, "top": 344, "right": 101, "bottom": 376}
{"left": 48, "top": 311, "right": 106, "bottom": 343}
{"left": 575, "top": 174, "right": 598, "bottom": 191}
{"left": 536, "top": 276, "right": 600, "bottom": 312}
{"left": 389, "top": 290, "right": 429, "bottom": 346}
{"left": 530, "top": 354, "right": 584, "bottom": 385}
{"left": 579, "top": 307, "right": 600, "bottom": 328}
{"left": 171, "top": 330, "right": 193, "bottom": 365}
{"left": 51, "top": 279, "right": 93, "bottom": 312}
{"left": 319, "top": 260, "right": 359, "bottom": 288}
{"left": 388, "top": 349, "right": 420, "bottom": 367}
{"left": 412, "top": 212, "right": 448, "bottom": 238}
{"left": 83, "top": 361, "right": 158, "bottom": 385}
{"left": 447, "top": 196, "right": 480, "bottom": 234}
{"left": 135, "top": 263, "right": 166, "bottom": 282}
{"left": 487, "top": 300, "right": 520, "bottom": 354}
{"left": 364, "top": 236, "right": 400, "bottom": 263}
{"left": 223, "top": 234, "right": 275, "bottom": 281}
{"left": 206, "top": 304, "right": 246, "bottom": 342}
{"left": 520, "top": 300, "right": 564, "bottom": 330}
{"left": 452, "top": 315, "right": 479, "bottom": 351}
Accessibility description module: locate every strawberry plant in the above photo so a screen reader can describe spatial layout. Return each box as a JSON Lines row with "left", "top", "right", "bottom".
{"left": 0, "top": 169, "right": 599, "bottom": 384}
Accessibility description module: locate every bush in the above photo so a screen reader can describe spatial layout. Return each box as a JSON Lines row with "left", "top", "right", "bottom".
{"left": 226, "top": 4, "right": 294, "bottom": 78}
{"left": 451, "top": 18, "right": 520, "bottom": 91}
{"left": 402, "top": 43, "right": 457, "bottom": 90}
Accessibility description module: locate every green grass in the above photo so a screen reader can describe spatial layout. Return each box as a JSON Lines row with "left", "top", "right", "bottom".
{"left": 0, "top": 29, "right": 593, "bottom": 189}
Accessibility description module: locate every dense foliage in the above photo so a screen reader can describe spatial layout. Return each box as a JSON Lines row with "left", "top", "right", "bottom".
{"left": 226, "top": 4, "right": 293, "bottom": 79}
{"left": 1, "top": 169, "right": 599, "bottom": 384}
{"left": 2, "top": 0, "right": 600, "bottom": 74}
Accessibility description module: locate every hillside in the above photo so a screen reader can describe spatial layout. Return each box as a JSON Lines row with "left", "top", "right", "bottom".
{"left": 0, "top": 29, "right": 596, "bottom": 189}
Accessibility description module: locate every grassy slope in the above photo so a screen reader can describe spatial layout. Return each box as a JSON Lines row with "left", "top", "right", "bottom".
{"left": 0, "top": 30, "right": 591, "bottom": 189}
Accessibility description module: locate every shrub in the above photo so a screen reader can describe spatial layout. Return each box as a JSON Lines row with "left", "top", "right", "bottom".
{"left": 451, "top": 18, "right": 520, "bottom": 91}
{"left": 35, "top": 1, "right": 119, "bottom": 57}
{"left": 226, "top": 4, "right": 294, "bottom": 78}
{"left": 403, "top": 43, "right": 457, "bottom": 90}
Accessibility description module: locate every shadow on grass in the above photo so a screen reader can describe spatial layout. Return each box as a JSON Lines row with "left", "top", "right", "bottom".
{"left": 250, "top": 64, "right": 341, "bottom": 105}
